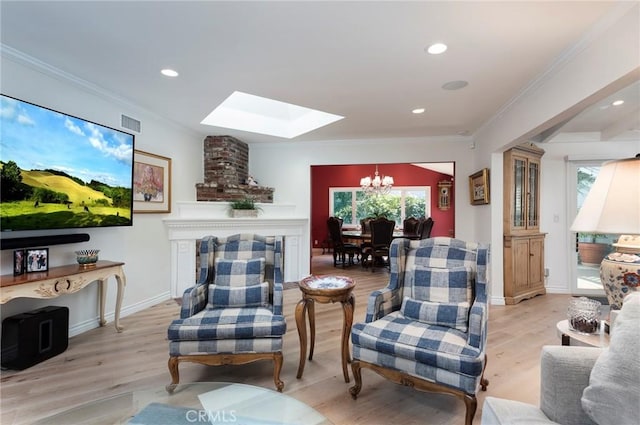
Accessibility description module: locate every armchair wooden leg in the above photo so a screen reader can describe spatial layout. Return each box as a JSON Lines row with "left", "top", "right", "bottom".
{"left": 348, "top": 358, "right": 482, "bottom": 424}
{"left": 480, "top": 354, "right": 489, "bottom": 391}
{"left": 273, "top": 352, "right": 284, "bottom": 392}
{"left": 349, "top": 360, "right": 363, "bottom": 399}
{"left": 463, "top": 393, "right": 478, "bottom": 425}
{"left": 166, "top": 356, "right": 180, "bottom": 393}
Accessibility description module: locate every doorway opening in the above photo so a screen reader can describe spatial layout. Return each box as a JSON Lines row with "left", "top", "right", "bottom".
{"left": 569, "top": 161, "right": 612, "bottom": 295}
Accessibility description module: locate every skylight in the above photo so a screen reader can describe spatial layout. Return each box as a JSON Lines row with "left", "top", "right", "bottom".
{"left": 200, "top": 91, "right": 344, "bottom": 139}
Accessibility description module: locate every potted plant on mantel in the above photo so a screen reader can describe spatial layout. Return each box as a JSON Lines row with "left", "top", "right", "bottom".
{"left": 228, "top": 198, "right": 262, "bottom": 218}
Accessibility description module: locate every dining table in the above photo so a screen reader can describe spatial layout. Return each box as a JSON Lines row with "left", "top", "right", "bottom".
{"left": 342, "top": 230, "right": 421, "bottom": 241}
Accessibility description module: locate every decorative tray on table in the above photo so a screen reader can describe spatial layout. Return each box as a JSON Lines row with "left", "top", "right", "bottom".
{"left": 300, "top": 275, "right": 354, "bottom": 290}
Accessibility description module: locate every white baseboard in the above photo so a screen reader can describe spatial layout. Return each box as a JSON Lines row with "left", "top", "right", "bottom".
{"left": 69, "top": 291, "right": 172, "bottom": 337}
{"left": 490, "top": 296, "right": 506, "bottom": 305}
{"left": 69, "top": 317, "right": 103, "bottom": 337}
{"left": 545, "top": 287, "right": 571, "bottom": 294}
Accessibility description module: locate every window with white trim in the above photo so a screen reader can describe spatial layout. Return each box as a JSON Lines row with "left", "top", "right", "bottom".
{"left": 329, "top": 186, "right": 430, "bottom": 228}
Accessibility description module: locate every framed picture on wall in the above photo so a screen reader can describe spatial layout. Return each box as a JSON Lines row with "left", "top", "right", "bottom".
{"left": 469, "top": 168, "right": 490, "bottom": 205}
{"left": 133, "top": 150, "right": 172, "bottom": 213}
{"left": 26, "top": 248, "right": 49, "bottom": 273}
{"left": 13, "top": 249, "right": 25, "bottom": 276}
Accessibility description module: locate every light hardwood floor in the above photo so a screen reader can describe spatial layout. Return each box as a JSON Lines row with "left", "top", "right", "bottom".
{"left": 0, "top": 253, "right": 572, "bottom": 425}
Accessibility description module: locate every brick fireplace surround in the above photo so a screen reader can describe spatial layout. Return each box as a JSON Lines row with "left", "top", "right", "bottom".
{"left": 164, "top": 135, "right": 309, "bottom": 298}
{"left": 196, "top": 135, "right": 274, "bottom": 203}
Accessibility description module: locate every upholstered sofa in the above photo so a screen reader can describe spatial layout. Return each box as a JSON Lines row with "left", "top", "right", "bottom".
{"left": 482, "top": 292, "right": 640, "bottom": 425}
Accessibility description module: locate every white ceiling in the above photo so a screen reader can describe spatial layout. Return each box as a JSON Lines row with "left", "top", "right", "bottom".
{"left": 1, "top": 1, "right": 638, "bottom": 144}
{"left": 545, "top": 80, "right": 640, "bottom": 143}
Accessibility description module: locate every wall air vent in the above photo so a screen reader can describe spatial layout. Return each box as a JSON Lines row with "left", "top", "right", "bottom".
{"left": 121, "top": 114, "right": 141, "bottom": 133}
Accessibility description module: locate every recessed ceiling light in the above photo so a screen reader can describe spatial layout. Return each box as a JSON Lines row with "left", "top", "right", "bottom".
{"left": 612, "top": 100, "right": 625, "bottom": 106}
{"left": 161, "top": 69, "right": 179, "bottom": 77}
{"left": 201, "top": 91, "right": 344, "bottom": 139}
{"left": 442, "top": 80, "right": 469, "bottom": 90}
{"left": 426, "top": 43, "right": 447, "bottom": 55}
{"left": 412, "top": 108, "right": 425, "bottom": 114}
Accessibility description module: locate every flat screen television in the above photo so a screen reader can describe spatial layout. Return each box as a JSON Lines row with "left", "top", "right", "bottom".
{"left": 0, "top": 94, "right": 134, "bottom": 232}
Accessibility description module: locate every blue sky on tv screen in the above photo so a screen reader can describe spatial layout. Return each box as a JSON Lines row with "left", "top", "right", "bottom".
{"left": 0, "top": 95, "right": 133, "bottom": 188}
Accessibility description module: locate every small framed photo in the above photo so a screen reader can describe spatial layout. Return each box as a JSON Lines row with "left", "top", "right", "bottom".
{"left": 13, "top": 249, "right": 25, "bottom": 276}
{"left": 26, "top": 248, "right": 49, "bottom": 273}
{"left": 469, "top": 168, "right": 490, "bottom": 205}
{"left": 133, "top": 150, "right": 172, "bottom": 213}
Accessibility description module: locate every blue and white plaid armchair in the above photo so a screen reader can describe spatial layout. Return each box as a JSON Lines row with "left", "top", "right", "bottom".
{"left": 167, "top": 234, "right": 286, "bottom": 392}
{"left": 350, "top": 237, "right": 490, "bottom": 425}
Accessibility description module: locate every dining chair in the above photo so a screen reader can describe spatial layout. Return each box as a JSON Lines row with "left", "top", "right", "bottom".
{"left": 363, "top": 217, "right": 395, "bottom": 272}
{"left": 327, "top": 216, "right": 360, "bottom": 267}
{"left": 359, "top": 217, "right": 376, "bottom": 265}
{"left": 402, "top": 217, "right": 421, "bottom": 236}
{"left": 418, "top": 217, "right": 435, "bottom": 239}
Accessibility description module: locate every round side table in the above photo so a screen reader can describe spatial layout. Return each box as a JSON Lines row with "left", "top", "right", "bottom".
{"left": 556, "top": 319, "right": 609, "bottom": 348}
{"left": 295, "top": 275, "right": 355, "bottom": 383}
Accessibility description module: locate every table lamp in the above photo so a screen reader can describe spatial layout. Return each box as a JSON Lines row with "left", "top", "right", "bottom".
{"left": 570, "top": 156, "right": 640, "bottom": 310}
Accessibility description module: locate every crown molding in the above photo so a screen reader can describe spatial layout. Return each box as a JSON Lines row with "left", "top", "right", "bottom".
{"left": 0, "top": 43, "right": 202, "bottom": 139}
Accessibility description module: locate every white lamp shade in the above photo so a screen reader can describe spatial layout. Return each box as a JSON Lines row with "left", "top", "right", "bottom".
{"left": 570, "top": 157, "right": 640, "bottom": 234}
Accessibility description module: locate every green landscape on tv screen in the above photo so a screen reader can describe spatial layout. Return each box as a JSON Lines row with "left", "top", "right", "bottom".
{"left": 0, "top": 94, "right": 135, "bottom": 232}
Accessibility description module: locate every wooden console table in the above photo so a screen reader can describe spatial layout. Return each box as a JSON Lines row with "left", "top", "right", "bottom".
{"left": 0, "top": 260, "right": 126, "bottom": 332}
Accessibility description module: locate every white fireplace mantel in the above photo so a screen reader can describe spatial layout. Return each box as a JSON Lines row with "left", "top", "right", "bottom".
{"left": 164, "top": 201, "right": 310, "bottom": 298}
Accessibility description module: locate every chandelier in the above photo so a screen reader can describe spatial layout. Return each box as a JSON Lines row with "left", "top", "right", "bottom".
{"left": 360, "top": 165, "right": 394, "bottom": 196}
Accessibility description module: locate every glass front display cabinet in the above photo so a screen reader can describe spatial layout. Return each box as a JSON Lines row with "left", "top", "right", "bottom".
{"left": 503, "top": 143, "right": 546, "bottom": 305}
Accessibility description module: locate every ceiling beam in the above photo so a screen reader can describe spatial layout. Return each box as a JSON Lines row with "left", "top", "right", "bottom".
{"left": 530, "top": 117, "right": 575, "bottom": 143}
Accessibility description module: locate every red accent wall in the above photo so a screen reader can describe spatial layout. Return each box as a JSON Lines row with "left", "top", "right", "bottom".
{"left": 310, "top": 163, "right": 455, "bottom": 248}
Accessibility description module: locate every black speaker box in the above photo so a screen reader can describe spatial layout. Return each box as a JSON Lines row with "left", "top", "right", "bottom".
{"left": 1, "top": 233, "right": 90, "bottom": 250}
{"left": 1, "top": 306, "right": 69, "bottom": 370}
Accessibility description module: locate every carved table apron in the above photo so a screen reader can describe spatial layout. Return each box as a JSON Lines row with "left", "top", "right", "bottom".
{"left": 0, "top": 260, "right": 126, "bottom": 332}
